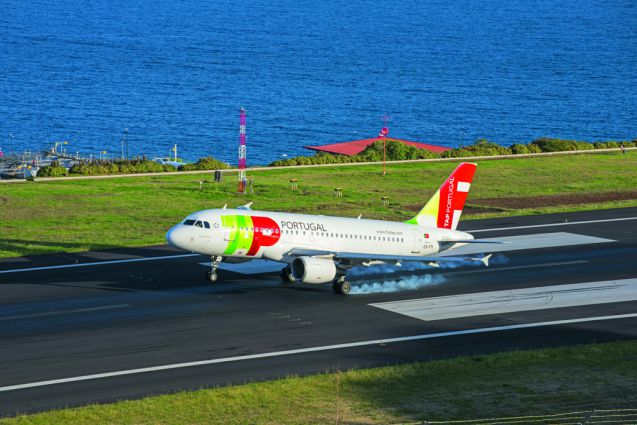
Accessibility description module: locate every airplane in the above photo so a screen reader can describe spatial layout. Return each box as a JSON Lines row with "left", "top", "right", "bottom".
{"left": 166, "top": 162, "right": 496, "bottom": 295}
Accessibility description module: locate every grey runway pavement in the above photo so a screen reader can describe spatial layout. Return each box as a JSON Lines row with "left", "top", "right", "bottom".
{"left": 0, "top": 207, "right": 636, "bottom": 416}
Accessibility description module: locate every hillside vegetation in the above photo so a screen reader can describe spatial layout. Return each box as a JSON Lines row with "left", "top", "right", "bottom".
{"left": 269, "top": 137, "right": 635, "bottom": 166}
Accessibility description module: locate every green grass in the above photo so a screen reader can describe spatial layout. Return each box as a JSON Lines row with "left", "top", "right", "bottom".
{"left": 3, "top": 340, "right": 636, "bottom": 424}
{"left": 1, "top": 151, "right": 636, "bottom": 258}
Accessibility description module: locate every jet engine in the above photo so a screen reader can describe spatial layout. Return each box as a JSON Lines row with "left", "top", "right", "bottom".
{"left": 291, "top": 257, "right": 337, "bottom": 284}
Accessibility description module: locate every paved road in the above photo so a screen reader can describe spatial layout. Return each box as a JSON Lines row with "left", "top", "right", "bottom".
{"left": 0, "top": 207, "right": 636, "bottom": 416}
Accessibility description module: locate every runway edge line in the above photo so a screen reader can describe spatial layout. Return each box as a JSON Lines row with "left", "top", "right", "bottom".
{"left": 1, "top": 312, "right": 636, "bottom": 393}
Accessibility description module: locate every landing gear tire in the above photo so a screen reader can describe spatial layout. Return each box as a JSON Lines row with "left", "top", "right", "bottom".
{"left": 207, "top": 255, "right": 222, "bottom": 283}
{"left": 333, "top": 280, "right": 351, "bottom": 295}
{"left": 280, "top": 266, "right": 296, "bottom": 283}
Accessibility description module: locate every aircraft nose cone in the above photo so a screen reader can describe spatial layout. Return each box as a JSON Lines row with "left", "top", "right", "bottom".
{"left": 166, "top": 225, "right": 185, "bottom": 249}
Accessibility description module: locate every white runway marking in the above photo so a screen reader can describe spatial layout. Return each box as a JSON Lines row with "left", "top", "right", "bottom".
{"left": 370, "top": 278, "right": 637, "bottom": 321}
{"left": 446, "top": 260, "right": 588, "bottom": 276}
{"left": 0, "top": 312, "right": 635, "bottom": 393}
{"left": 0, "top": 304, "right": 131, "bottom": 321}
{"left": 470, "top": 216, "right": 637, "bottom": 233}
{"left": 0, "top": 254, "right": 199, "bottom": 274}
{"left": 441, "top": 232, "right": 613, "bottom": 257}
{"left": 201, "top": 259, "right": 284, "bottom": 275}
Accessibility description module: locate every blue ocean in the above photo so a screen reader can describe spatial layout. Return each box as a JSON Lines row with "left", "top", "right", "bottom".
{"left": 1, "top": 0, "right": 636, "bottom": 165}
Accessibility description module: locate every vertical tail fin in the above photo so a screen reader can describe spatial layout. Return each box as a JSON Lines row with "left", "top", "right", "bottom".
{"left": 405, "top": 162, "right": 477, "bottom": 230}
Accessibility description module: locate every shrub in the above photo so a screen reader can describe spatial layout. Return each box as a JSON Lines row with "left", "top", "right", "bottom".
{"left": 530, "top": 137, "right": 579, "bottom": 152}
{"left": 509, "top": 143, "right": 530, "bottom": 155}
{"left": 179, "top": 157, "right": 229, "bottom": 171}
{"left": 37, "top": 165, "right": 68, "bottom": 177}
{"left": 267, "top": 136, "right": 635, "bottom": 167}
{"left": 68, "top": 159, "right": 176, "bottom": 175}
{"left": 441, "top": 139, "right": 510, "bottom": 158}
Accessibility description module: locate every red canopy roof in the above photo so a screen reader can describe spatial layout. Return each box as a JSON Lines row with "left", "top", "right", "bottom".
{"left": 304, "top": 137, "right": 451, "bottom": 156}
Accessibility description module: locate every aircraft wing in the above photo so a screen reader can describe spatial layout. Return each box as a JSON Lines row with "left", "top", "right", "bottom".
{"left": 286, "top": 249, "right": 493, "bottom": 266}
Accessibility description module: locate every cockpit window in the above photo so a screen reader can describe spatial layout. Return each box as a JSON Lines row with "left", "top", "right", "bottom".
{"left": 194, "top": 221, "right": 204, "bottom": 228}
{"left": 204, "top": 221, "right": 210, "bottom": 229}
{"left": 183, "top": 219, "right": 196, "bottom": 226}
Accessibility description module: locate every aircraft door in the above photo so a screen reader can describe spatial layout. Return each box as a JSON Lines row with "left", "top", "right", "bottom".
{"left": 411, "top": 230, "right": 423, "bottom": 253}
{"left": 223, "top": 225, "right": 234, "bottom": 242}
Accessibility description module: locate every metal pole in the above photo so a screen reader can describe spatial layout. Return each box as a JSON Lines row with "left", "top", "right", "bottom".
{"left": 124, "top": 128, "right": 129, "bottom": 159}
{"left": 383, "top": 138, "right": 386, "bottom": 176}
{"left": 379, "top": 115, "right": 390, "bottom": 176}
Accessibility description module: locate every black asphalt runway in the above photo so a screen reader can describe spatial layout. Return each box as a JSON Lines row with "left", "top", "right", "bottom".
{"left": 1, "top": 207, "right": 636, "bottom": 417}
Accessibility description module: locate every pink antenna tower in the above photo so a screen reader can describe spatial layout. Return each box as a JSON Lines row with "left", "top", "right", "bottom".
{"left": 238, "top": 107, "right": 247, "bottom": 193}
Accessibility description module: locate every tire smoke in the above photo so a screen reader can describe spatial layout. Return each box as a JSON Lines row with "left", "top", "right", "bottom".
{"left": 350, "top": 273, "right": 446, "bottom": 295}
{"left": 347, "top": 254, "right": 509, "bottom": 295}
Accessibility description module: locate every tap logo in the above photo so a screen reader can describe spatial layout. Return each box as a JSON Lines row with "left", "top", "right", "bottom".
{"left": 221, "top": 215, "right": 281, "bottom": 256}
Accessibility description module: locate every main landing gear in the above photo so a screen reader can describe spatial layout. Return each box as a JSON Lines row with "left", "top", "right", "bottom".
{"left": 332, "top": 276, "right": 352, "bottom": 295}
{"left": 207, "top": 256, "right": 222, "bottom": 283}
{"left": 280, "top": 266, "right": 296, "bottom": 283}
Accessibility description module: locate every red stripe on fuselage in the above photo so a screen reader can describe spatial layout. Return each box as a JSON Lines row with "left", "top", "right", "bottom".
{"left": 247, "top": 216, "right": 281, "bottom": 256}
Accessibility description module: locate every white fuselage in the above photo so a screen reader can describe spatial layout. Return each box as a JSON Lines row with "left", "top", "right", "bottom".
{"left": 166, "top": 208, "right": 473, "bottom": 263}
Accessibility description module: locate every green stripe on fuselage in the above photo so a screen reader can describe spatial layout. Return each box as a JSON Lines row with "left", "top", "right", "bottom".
{"left": 221, "top": 215, "right": 239, "bottom": 255}
{"left": 221, "top": 215, "right": 254, "bottom": 255}
{"left": 235, "top": 215, "right": 254, "bottom": 253}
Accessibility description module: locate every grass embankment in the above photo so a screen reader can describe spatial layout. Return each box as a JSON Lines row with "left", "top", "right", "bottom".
{"left": 4, "top": 340, "right": 636, "bottom": 424}
{"left": 1, "top": 152, "right": 636, "bottom": 258}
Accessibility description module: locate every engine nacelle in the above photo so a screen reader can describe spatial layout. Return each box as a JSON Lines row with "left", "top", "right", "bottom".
{"left": 291, "top": 257, "right": 337, "bottom": 284}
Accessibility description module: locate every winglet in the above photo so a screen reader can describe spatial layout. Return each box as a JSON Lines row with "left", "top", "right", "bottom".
{"left": 237, "top": 202, "right": 253, "bottom": 210}
{"left": 480, "top": 254, "right": 492, "bottom": 267}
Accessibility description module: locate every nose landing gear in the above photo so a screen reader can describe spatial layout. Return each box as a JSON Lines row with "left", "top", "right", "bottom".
{"left": 207, "top": 256, "right": 223, "bottom": 283}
